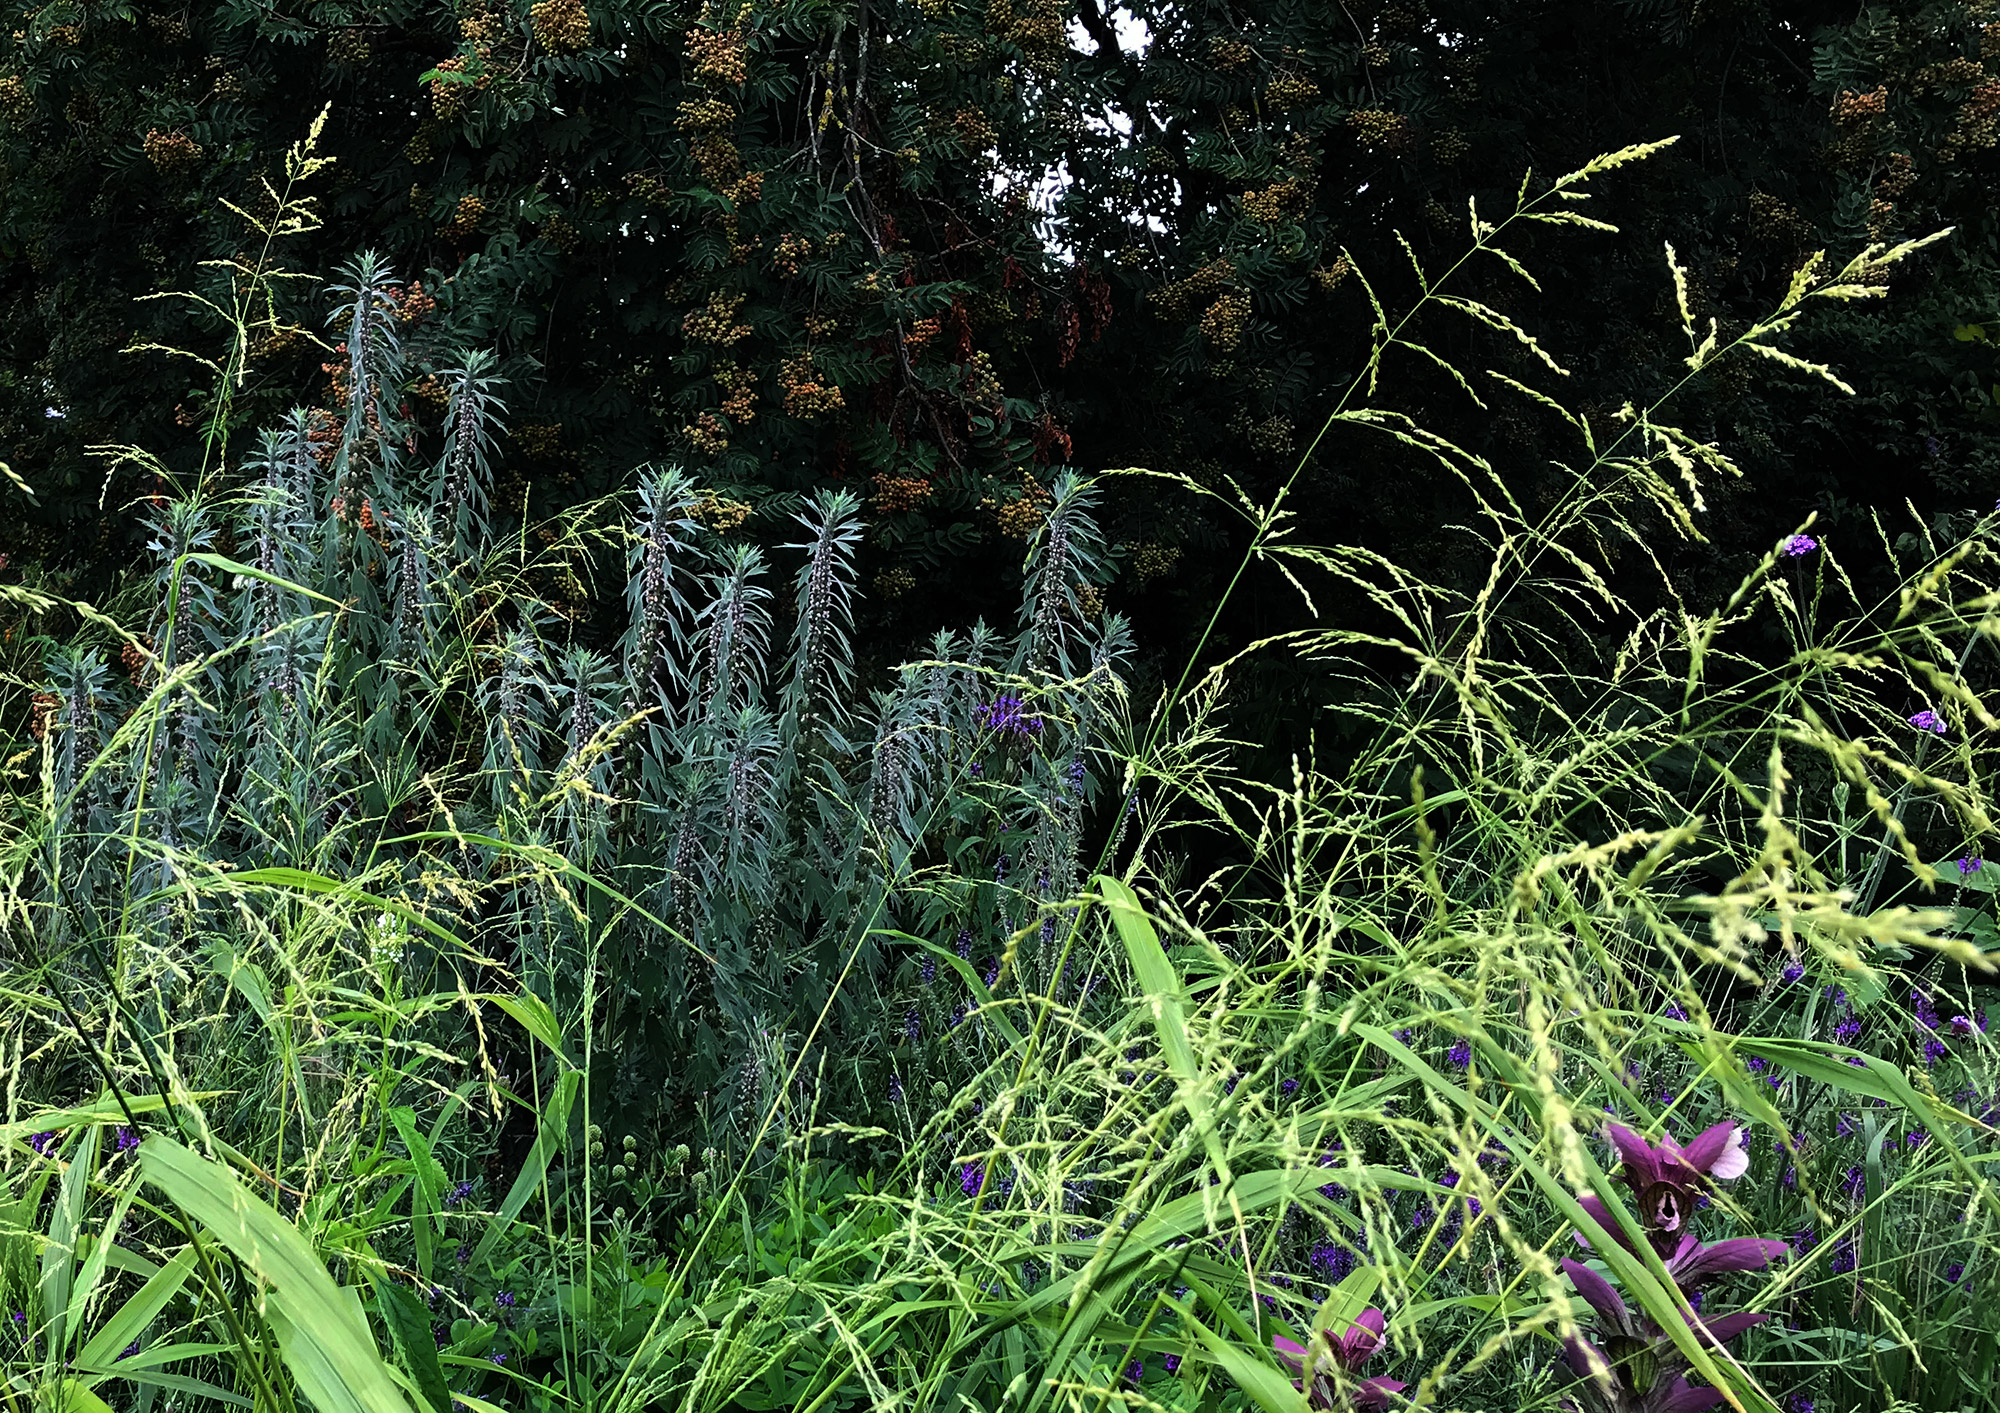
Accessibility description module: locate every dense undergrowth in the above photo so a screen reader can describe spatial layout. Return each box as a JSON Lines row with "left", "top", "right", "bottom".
{"left": 4, "top": 139, "right": 2000, "bottom": 1413}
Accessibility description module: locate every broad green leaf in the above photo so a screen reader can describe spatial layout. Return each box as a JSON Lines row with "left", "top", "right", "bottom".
{"left": 1166, "top": 1299, "right": 1303, "bottom": 1413}
{"left": 41, "top": 1125, "right": 100, "bottom": 1354}
{"left": 371, "top": 1276, "right": 453, "bottom": 1413}
{"left": 1095, "top": 875, "right": 1233, "bottom": 1189}
{"left": 387, "top": 1110, "right": 445, "bottom": 1278}
{"left": 137, "top": 1136, "right": 417, "bottom": 1413}
{"left": 471, "top": 1068, "right": 580, "bottom": 1268}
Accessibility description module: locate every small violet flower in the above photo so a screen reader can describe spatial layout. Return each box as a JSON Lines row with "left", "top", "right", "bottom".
{"left": 1909, "top": 709, "right": 1946, "bottom": 736}
{"left": 1782, "top": 533, "right": 1819, "bottom": 557}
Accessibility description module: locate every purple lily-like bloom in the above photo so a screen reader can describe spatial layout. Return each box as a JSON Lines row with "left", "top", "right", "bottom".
{"left": 1560, "top": 1253, "right": 1778, "bottom": 1413}
{"left": 1272, "top": 1308, "right": 1407, "bottom": 1411}
{"left": 1597, "top": 1123, "right": 1750, "bottom": 1258}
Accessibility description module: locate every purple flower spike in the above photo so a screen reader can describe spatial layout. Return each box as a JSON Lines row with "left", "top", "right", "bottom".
{"left": 1910, "top": 709, "right": 1946, "bottom": 735}
{"left": 1951, "top": 1014, "right": 1975, "bottom": 1036}
{"left": 1782, "top": 533, "right": 1818, "bottom": 557}
{"left": 1959, "top": 855, "right": 1984, "bottom": 876}
{"left": 27, "top": 1131, "right": 55, "bottom": 1156}
{"left": 1272, "top": 1308, "right": 1406, "bottom": 1412}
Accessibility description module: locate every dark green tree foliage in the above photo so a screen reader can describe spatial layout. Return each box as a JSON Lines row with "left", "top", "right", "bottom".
{"left": 10, "top": 0, "right": 2000, "bottom": 667}
{"left": 0, "top": 0, "right": 1106, "bottom": 619}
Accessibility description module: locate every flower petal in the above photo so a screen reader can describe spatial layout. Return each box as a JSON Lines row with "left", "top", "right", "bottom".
{"left": 1605, "top": 1123, "right": 1663, "bottom": 1184}
{"left": 1272, "top": 1334, "right": 1308, "bottom": 1374}
{"left": 1651, "top": 1377, "right": 1727, "bottom": 1413}
{"left": 1562, "top": 1334, "right": 1615, "bottom": 1394}
{"left": 1560, "top": 1258, "right": 1629, "bottom": 1329}
{"left": 1335, "top": 1307, "right": 1386, "bottom": 1364}
{"left": 1695, "top": 1311, "right": 1769, "bottom": 1347}
{"left": 1673, "top": 1237, "right": 1789, "bottom": 1286}
{"left": 1575, "top": 1195, "right": 1645, "bottom": 1259}
{"left": 1679, "top": 1123, "right": 1746, "bottom": 1180}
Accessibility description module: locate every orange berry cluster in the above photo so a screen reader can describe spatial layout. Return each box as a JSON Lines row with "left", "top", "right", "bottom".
{"left": 1311, "top": 254, "right": 1352, "bottom": 292}
{"left": 1132, "top": 543, "right": 1181, "bottom": 581}
{"left": 1241, "top": 177, "right": 1309, "bottom": 224}
{"left": 773, "top": 232, "right": 812, "bottom": 277}
{"left": 144, "top": 129, "right": 203, "bottom": 174}
{"left": 1946, "top": 79, "right": 2000, "bottom": 160}
{"left": 1345, "top": 108, "right": 1411, "bottom": 150}
{"left": 871, "top": 474, "right": 932, "bottom": 512}
{"left": 0, "top": 75, "right": 27, "bottom": 124}
{"left": 714, "top": 361, "right": 759, "bottom": 423}
{"left": 995, "top": 473, "right": 1051, "bottom": 539}
{"left": 685, "top": 411, "right": 730, "bottom": 456}
{"left": 441, "top": 193, "right": 486, "bottom": 242}
{"left": 780, "top": 352, "right": 844, "bottom": 418}
{"left": 904, "top": 316, "right": 941, "bottom": 352}
{"left": 428, "top": 56, "right": 489, "bottom": 118}
{"left": 531, "top": 0, "right": 590, "bottom": 52}
{"left": 678, "top": 97, "right": 734, "bottom": 131}
{"left": 1199, "top": 291, "right": 1250, "bottom": 351}
{"left": 683, "top": 290, "right": 753, "bottom": 345}
{"left": 1267, "top": 71, "right": 1318, "bottom": 107}
{"left": 685, "top": 26, "right": 747, "bottom": 85}
{"left": 873, "top": 566, "right": 916, "bottom": 598}
{"left": 1210, "top": 37, "right": 1253, "bottom": 70}
{"left": 1148, "top": 257, "right": 1234, "bottom": 319}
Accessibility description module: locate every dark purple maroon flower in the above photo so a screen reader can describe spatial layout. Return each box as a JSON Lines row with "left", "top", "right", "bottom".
{"left": 1273, "top": 1308, "right": 1405, "bottom": 1412}
{"left": 1595, "top": 1122, "right": 1752, "bottom": 1257}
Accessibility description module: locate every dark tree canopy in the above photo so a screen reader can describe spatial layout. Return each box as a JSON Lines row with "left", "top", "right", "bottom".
{"left": 5, "top": 0, "right": 2000, "bottom": 673}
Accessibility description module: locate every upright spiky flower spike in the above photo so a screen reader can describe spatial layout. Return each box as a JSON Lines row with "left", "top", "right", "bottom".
{"left": 783, "top": 487, "right": 863, "bottom": 726}
{"left": 1018, "top": 471, "right": 1106, "bottom": 680}
{"left": 622, "top": 467, "right": 700, "bottom": 713}
{"left": 436, "top": 350, "right": 506, "bottom": 559}
{"left": 688, "top": 544, "right": 773, "bottom": 727}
